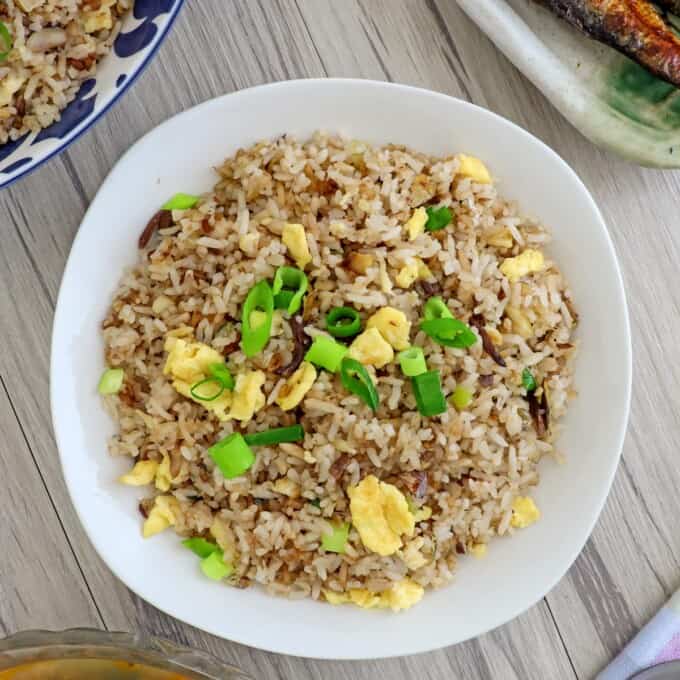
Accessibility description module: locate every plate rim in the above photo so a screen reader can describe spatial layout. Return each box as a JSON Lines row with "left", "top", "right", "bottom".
{"left": 50, "top": 78, "right": 632, "bottom": 659}
{"left": 0, "top": 0, "right": 186, "bottom": 191}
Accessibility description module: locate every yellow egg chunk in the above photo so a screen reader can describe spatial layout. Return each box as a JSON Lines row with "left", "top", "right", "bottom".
{"left": 505, "top": 306, "right": 533, "bottom": 339}
{"left": 499, "top": 249, "right": 545, "bottom": 283}
{"left": 366, "top": 307, "right": 411, "bottom": 351}
{"left": 511, "top": 496, "right": 540, "bottom": 528}
{"left": 386, "top": 579, "right": 425, "bottom": 611}
{"left": 276, "top": 361, "right": 317, "bottom": 411}
{"left": 228, "top": 370, "right": 266, "bottom": 421}
{"left": 348, "top": 475, "right": 415, "bottom": 556}
{"left": 348, "top": 328, "right": 394, "bottom": 368}
{"left": 456, "top": 154, "right": 492, "bottom": 183}
{"left": 323, "top": 579, "right": 424, "bottom": 611}
{"left": 119, "top": 460, "right": 158, "bottom": 486}
{"left": 396, "top": 262, "right": 419, "bottom": 289}
{"left": 400, "top": 537, "right": 428, "bottom": 570}
{"left": 469, "top": 543, "right": 488, "bottom": 558}
{"left": 142, "top": 495, "right": 180, "bottom": 538}
{"left": 412, "top": 505, "right": 432, "bottom": 522}
{"left": 163, "top": 336, "right": 232, "bottom": 420}
{"left": 404, "top": 207, "right": 428, "bottom": 241}
{"left": 155, "top": 454, "right": 172, "bottom": 492}
{"left": 282, "top": 223, "right": 312, "bottom": 268}
{"left": 82, "top": 7, "right": 113, "bottom": 32}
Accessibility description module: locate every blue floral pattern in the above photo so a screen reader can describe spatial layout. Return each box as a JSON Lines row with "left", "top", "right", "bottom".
{"left": 0, "top": 0, "right": 184, "bottom": 188}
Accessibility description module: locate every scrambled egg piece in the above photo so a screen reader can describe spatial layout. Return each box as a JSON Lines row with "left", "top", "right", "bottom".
{"left": 499, "top": 249, "right": 544, "bottom": 283}
{"left": 239, "top": 232, "right": 259, "bottom": 256}
{"left": 324, "top": 579, "right": 424, "bottom": 612}
{"left": 82, "top": 6, "right": 113, "bottom": 33}
{"left": 282, "top": 223, "right": 312, "bottom": 269}
{"left": 405, "top": 207, "right": 428, "bottom": 241}
{"left": 155, "top": 454, "right": 173, "bottom": 492}
{"left": 396, "top": 261, "right": 418, "bottom": 289}
{"left": 469, "top": 543, "right": 488, "bottom": 558}
{"left": 366, "top": 307, "right": 411, "bottom": 351}
{"left": 511, "top": 496, "right": 540, "bottom": 528}
{"left": 0, "top": 73, "right": 27, "bottom": 107}
{"left": 164, "top": 336, "right": 232, "bottom": 420}
{"left": 487, "top": 228, "right": 514, "bottom": 249}
{"left": 400, "top": 537, "right": 428, "bottom": 570}
{"left": 119, "top": 460, "right": 158, "bottom": 486}
{"left": 229, "top": 370, "right": 266, "bottom": 421}
{"left": 348, "top": 328, "right": 394, "bottom": 368}
{"left": 348, "top": 475, "right": 415, "bottom": 556}
{"left": 143, "top": 495, "right": 180, "bottom": 538}
{"left": 505, "top": 306, "right": 533, "bottom": 338}
{"left": 276, "top": 361, "right": 317, "bottom": 411}
{"left": 456, "top": 154, "right": 492, "bottom": 184}
{"left": 412, "top": 505, "right": 432, "bottom": 522}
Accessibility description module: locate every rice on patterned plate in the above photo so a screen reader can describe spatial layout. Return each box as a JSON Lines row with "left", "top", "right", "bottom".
{"left": 100, "top": 133, "right": 578, "bottom": 611}
{"left": 0, "top": 0, "right": 131, "bottom": 144}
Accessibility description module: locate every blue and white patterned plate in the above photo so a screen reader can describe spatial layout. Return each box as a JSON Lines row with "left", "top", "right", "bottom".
{"left": 0, "top": 0, "right": 185, "bottom": 190}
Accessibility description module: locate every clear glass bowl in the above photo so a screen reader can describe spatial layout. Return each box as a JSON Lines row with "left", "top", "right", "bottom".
{"left": 0, "top": 629, "right": 251, "bottom": 679}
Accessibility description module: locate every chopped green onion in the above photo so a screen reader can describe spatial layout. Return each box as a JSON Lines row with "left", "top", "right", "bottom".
{"left": 326, "top": 306, "right": 362, "bottom": 338}
{"left": 0, "top": 22, "right": 12, "bottom": 62}
{"left": 411, "top": 370, "right": 447, "bottom": 416}
{"left": 423, "top": 296, "right": 454, "bottom": 321}
{"left": 340, "top": 357, "right": 379, "bottom": 412}
{"left": 200, "top": 550, "right": 234, "bottom": 581}
{"left": 189, "top": 378, "right": 225, "bottom": 402}
{"left": 272, "top": 266, "right": 308, "bottom": 315}
{"left": 241, "top": 280, "right": 274, "bottom": 357}
{"left": 182, "top": 537, "right": 220, "bottom": 559}
{"left": 421, "top": 318, "right": 477, "bottom": 348}
{"left": 309, "top": 498, "right": 322, "bottom": 508}
{"left": 209, "top": 362, "right": 234, "bottom": 390}
{"left": 425, "top": 205, "right": 453, "bottom": 231}
{"left": 522, "top": 368, "right": 537, "bottom": 392}
{"left": 208, "top": 433, "right": 255, "bottom": 479}
{"left": 321, "top": 521, "right": 350, "bottom": 553}
{"left": 397, "top": 346, "right": 427, "bottom": 377}
{"left": 274, "top": 290, "right": 296, "bottom": 311}
{"left": 98, "top": 368, "right": 124, "bottom": 395}
{"left": 162, "top": 193, "right": 200, "bottom": 211}
{"left": 244, "top": 424, "right": 304, "bottom": 447}
{"left": 305, "top": 335, "right": 348, "bottom": 372}
{"left": 451, "top": 385, "right": 473, "bottom": 410}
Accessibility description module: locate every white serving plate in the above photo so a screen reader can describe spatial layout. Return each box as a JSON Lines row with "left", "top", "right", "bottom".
{"left": 51, "top": 79, "right": 631, "bottom": 659}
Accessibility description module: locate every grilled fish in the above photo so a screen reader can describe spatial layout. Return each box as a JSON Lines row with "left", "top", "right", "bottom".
{"left": 538, "top": 0, "right": 680, "bottom": 87}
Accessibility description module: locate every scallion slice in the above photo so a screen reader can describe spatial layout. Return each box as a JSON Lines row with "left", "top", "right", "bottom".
{"left": 305, "top": 335, "right": 348, "bottom": 372}
{"left": 244, "top": 424, "right": 304, "bottom": 447}
{"left": 98, "top": 368, "right": 124, "bottom": 395}
{"left": 420, "top": 318, "right": 477, "bottom": 348}
{"left": 162, "top": 193, "right": 200, "bottom": 211}
{"left": 189, "top": 378, "right": 225, "bottom": 402}
{"left": 451, "top": 385, "right": 473, "bottom": 410}
{"left": 425, "top": 205, "right": 452, "bottom": 231}
{"left": 321, "top": 521, "right": 350, "bottom": 553}
{"left": 241, "top": 280, "right": 274, "bottom": 357}
{"left": 200, "top": 550, "right": 234, "bottom": 581}
{"left": 397, "top": 346, "right": 427, "bottom": 377}
{"left": 208, "top": 433, "right": 255, "bottom": 479}
{"left": 0, "top": 22, "right": 12, "bottom": 62}
{"left": 182, "top": 537, "right": 220, "bottom": 559}
{"left": 423, "top": 296, "right": 454, "bottom": 321}
{"left": 326, "top": 306, "right": 361, "bottom": 338}
{"left": 522, "top": 368, "right": 537, "bottom": 392}
{"left": 272, "top": 266, "right": 308, "bottom": 315}
{"left": 411, "top": 370, "right": 447, "bottom": 416}
{"left": 340, "top": 357, "right": 379, "bottom": 412}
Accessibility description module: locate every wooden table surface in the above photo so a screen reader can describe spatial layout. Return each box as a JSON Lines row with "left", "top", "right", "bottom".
{"left": 1, "top": 1, "right": 678, "bottom": 678}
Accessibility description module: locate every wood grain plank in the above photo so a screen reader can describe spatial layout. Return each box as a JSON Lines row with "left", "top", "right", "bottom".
{"left": 0, "top": 374, "right": 102, "bottom": 634}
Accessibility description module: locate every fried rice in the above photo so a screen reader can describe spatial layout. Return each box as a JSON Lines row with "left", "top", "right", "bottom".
{"left": 0, "top": 0, "right": 131, "bottom": 144}
{"left": 101, "top": 133, "right": 578, "bottom": 611}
